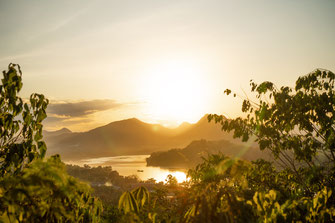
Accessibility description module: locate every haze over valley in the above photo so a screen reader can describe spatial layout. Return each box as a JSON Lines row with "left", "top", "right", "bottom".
{"left": 44, "top": 114, "right": 259, "bottom": 162}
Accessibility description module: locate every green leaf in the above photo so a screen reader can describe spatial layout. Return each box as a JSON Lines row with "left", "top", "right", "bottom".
{"left": 118, "top": 191, "right": 139, "bottom": 214}
{"left": 132, "top": 186, "right": 149, "bottom": 207}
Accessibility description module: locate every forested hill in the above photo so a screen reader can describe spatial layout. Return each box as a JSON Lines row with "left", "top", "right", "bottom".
{"left": 44, "top": 115, "right": 244, "bottom": 160}
{"left": 146, "top": 139, "right": 271, "bottom": 169}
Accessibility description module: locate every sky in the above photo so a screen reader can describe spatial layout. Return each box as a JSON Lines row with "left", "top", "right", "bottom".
{"left": 1, "top": 0, "right": 334, "bottom": 131}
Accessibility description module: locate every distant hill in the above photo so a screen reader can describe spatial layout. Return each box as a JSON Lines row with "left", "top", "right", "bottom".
{"left": 44, "top": 115, "right": 250, "bottom": 161}
{"left": 146, "top": 139, "right": 272, "bottom": 169}
{"left": 44, "top": 128, "right": 72, "bottom": 137}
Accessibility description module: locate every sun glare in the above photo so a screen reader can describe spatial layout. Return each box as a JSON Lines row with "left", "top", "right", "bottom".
{"left": 172, "top": 171, "right": 188, "bottom": 183}
{"left": 152, "top": 170, "right": 187, "bottom": 183}
{"left": 140, "top": 59, "right": 209, "bottom": 126}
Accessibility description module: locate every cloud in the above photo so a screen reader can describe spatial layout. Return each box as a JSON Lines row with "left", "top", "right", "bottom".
{"left": 47, "top": 99, "right": 122, "bottom": 118}
{"left": 44, "top": 116, "right": 68, "bottom": 123}
{"left": 44, "top": 99, "right": 142, "bottom": 132}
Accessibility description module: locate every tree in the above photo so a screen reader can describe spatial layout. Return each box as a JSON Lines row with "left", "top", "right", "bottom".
{"left": 113, "top": 69, "right": 335, "bottom": 222}
{"left": 208, "top": 69, "right": 335, "bottom": 192}
{"left": 0, "top": 64, "right": 102, "bottom": 222}
{"left": 179, "top": 68, "right": 335, "bottom": 222}
{"left": 165, "top": 174, "right": 178, "bottom": 187}
{"left": 0, "top": 155, "right": 102, "bottom": 222}
{"left": 0, "top": 63, "right": 48, "bottom": 176}
{"left": 111, "top": 69, "right": 335, "bottom": 222}
{"left": 185, "top": 154, "right": 254, "bottom": 223}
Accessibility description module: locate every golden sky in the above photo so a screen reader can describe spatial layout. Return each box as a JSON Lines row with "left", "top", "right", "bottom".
{"left": 1, "top": 0, "right": 335, "bottom": 131}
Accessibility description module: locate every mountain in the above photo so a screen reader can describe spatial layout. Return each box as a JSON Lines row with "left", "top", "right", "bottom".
{"left": 146, "top": 139, "right": 271, "bottom": 169}
{"left": 44, "top": 115, "right": 248, "bottom": 161}
{"left": 44, "top": 128, "right": 72, "bottom": 137}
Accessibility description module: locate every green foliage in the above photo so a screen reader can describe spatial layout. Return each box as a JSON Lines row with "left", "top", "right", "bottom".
{"left": 208, "top": 69, "right": 335, "bottom": 190}
{"left": 248, "top": 187, "right": 335, "bottom": 222}
{"left": 67, "top": 164, "right": 120, "bottom": 185}
{"left": 118, "top": 186, "right": 149, "bottom": 216}
{"left": 185, "top": 154, "right": 254, "bottom": 223}
{"left": 117, "top": 180, "right": 186, "bottom": 222}
{"left": 113, "top": 69, "right": 335, "bottom": 222}
{"left": 118, "top": 191, "right": 139, "bottom": 214}
{"left": 132, "top": 186, "right": 150, "bottom": 208}
{"left": 184, "top": 154, "right": 335, "bottom": 222}
{"left": 0, "top": 63, "right": 49, "bottom": 176}
{"left": 101, "top": 205, "right": 122, "bottom": 223}
{"left": 0, "top": 64, "right": 102, "bottom": 222}
{"left": 0, "top": 155, "right": 102, "bottom": 222}
{"left": 118, "top": 186, "right": 154, "bottom": 222}
{"left": 205, "top": 69, "right": 335, "bottom": 222}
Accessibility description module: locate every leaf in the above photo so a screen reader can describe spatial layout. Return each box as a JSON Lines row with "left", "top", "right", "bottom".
{"left": 118, "top": 191, "right": 139, "bottom": 214}
{"left": 132, "top": 186, "right": 149, "bottom": 207}
{"left": 184, "top": 205, "right": 196, "bottom": 222}
{"left": 38, "top": 141, "right": 47, "bottom": 158}
{"left": 148, "top": 212, "right": 157, "bottom": 223}
{"left": 224, "top": 89, "right": 232, "bottom": 95}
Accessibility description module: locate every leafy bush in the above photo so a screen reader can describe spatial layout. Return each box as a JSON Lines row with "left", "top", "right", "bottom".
{"left": 0, "top": 155, "right": 102, "bottom": 222}
{"left": 0, "top": 64, "right": 48, "bottom": 176}
{"left": 0, "top": 64, "right": 102, "bottom": 222}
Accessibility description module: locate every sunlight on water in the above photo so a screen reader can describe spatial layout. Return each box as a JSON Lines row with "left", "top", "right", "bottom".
{"left": 66, "top": 155, "right": 187, "bottom": 183}
{"left": 171, "top": 171, "right": 187, "bottom": 183}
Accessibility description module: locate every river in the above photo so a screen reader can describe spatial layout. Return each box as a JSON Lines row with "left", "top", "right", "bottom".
{"left": 66, "top": 155, "right": 187, "bottom": 183}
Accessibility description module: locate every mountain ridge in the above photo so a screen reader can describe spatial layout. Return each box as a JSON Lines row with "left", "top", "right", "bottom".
{"left": 44, "top": 114, "right": 242, "bottom": 161}
{"left": 146, "top": 139, "right": 271, "bottom": 169}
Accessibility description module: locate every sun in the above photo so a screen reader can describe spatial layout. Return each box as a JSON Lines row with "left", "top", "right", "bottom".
{"left": 139, "top": 59, "right": 210, "bottom": 126}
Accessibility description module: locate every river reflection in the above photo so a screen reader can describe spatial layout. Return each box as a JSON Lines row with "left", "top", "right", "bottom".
{"left": 66, "top": 155, "right": 187, "bottom": 183}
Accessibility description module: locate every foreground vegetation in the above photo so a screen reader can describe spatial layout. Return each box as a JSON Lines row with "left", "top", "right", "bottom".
{"left": 0, "top": 64, "right": 101, "bottom": 222}
{"left": 115, "top": 68, "right": 335, "bottom": 222}
{"left": 1, "top": 64, "right": 334, "bottom": 222}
